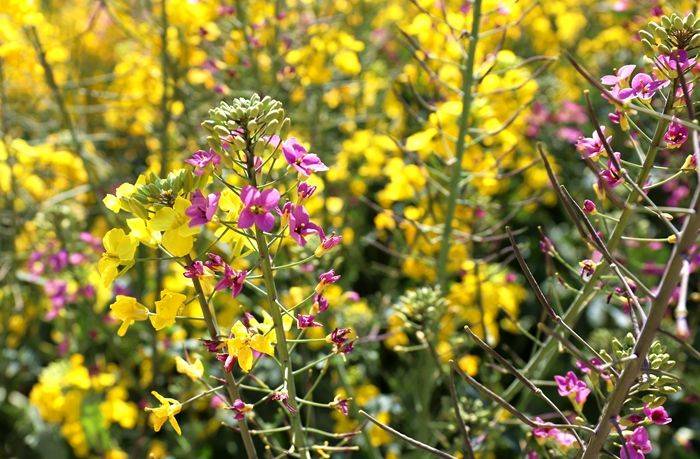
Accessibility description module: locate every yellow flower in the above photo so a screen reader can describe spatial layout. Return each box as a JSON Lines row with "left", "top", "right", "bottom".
{"left": 226, "top": 320, "right": 275, "bottom": 372}
{"left": 150, "top": 290, "right": 186, "bottom": 331}
{"left": 175, "top": 356, "right": 204, "bottom": 381}
{"left": 148, "top": 196, "right": 198, "bottom": 257}
{"left": 146, "top": 391, "right": 182, "bottom": 435}
{"left": 109, "top": 295, "right": 148, "bottom": 336}
{"left": 98, "top": 229, "right": 138, "bottom": 286}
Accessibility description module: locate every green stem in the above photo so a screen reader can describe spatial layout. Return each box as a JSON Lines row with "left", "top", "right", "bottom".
{"left": 436, "top": 0, "right": 482, "bottom": 291}
{"left": 188, "top": 256, "right": 258, "bottom": 459}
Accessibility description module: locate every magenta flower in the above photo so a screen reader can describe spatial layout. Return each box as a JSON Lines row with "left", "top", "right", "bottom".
{"left": 554, "top": 371, "right": 591, "bottom": 408}
{"left": 296, "top": 313, "right": 322, "bottom": 329}
{"left": 282, "top": 137, "right": 328, "bottom": 176}
{"left": 313, "top": 293, "right": 329, "bottom": 313}
{"left": 532, "top": 417, "right": 575, "bottom": 449}
{"left": 583, "top": 199, "right": 597, "bottom": 214}
{"left": 316, "top": 232, "right": 342, "bottom": 256}
{"left": 238, "top": 185, "right": 280, "bottom": 232}
{"left": 204, "top": 252, "right": 225, "bottom": 271}
{"left": 229, "top": 399, "right": 252, "bottom": 421}
{"left": 186, "top": 190, "right": 220, "bottom": 227}
{"left": 331, "top": 396, "right": 349, "bottom": 416}
{"left": 186, "top": 149, "right": 221, "bottom": 176}
{"left": 214, "top": 265, "right": 247, "bottom": 297}
{"left": 619, "top": 73, "right": 669, "bottom": 100}
{"left": 620, "top": 426, "right": 652, "bottom": 459}
{"left": 183, "top": 260, "right": 205, "bottom": 278}
{"left": 316, "top": 269, "right": 341, "bottom": 293}
{"left": 664, "top": 118, "right": 688, "bottom": 149}
{"left": 287, "top": 204, "right": 323, "bottom": 246}
{"left": 297, "top": 181, "right": 317, "bottom": 199}
{"left": 600, "top": 152, "right": 625, "bottom": 188}
{"left": 327, "top": 327, "right": 352, "bottom": 346}
{"left": 271, "top": 391, "right": 297, "bottom": 414}
{"left": 576, "top": 127, "right": 611, "bottom": 160}
{"left": 216, "top": 352, "right": 237, "bottom": 373}
{"left": 656, "top": 50, "right": 697, "bottom": 76}
{"left": 643, "top": 404, "right": 671, "bottom": 425}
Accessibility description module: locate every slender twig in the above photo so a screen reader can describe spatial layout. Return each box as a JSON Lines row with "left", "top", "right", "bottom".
{"left": 359, "top": 410, "right": 457, "bottom": 459}
{"left": 436, "top": 0, "right": 483, "bottom": 290}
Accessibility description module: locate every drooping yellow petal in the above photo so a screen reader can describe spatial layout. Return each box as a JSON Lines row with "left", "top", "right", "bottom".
{"left": 237, "top": 346, "right": 254, "bottom": 372}
{"left": 149, "top": 291, "right": 186, "bottom": 330}
{"left": 175, "top": 356, "right": 204, "bottom": 381}
{"left": 148, "top": 207, "right": 177, "bottom": 231}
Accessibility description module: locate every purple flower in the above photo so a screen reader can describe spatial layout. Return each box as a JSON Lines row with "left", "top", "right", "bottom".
{"left": 619, "top": 73, "right": 669, "bottom": 100}
{"left": 201, "top": 338, "right": 223, "bottom": 353}
{"left": 229, "top": 399, "right": 252, "bottom": 420}
{"left": 186, "top": 190, "right": 220, "bottom": 226}
{"left": 554, "top": 371, "right": 591, "bottom": 408}
{"left": 237, "top": 186, "right": 280, "bottom": 232}
{"left": 186, "top": 149, "right": 221, "bottom": 176}
{"left": 313, "top": 293, "right": 329, "bottom": 313}
{"left": 331, "top": 396, "right": 349, "bottom": 416}
{"left": 287, "top": 204, "right": 323, "bottom": 246}
{"left": 583, "top": 199, "right": 597, "bottom": 214}
{"left": 282, "top": 137, "right": 328, "bottom": 176}
{"left": 620, "top": 426, "right": 652, "bottom": 459}
{"left": 599, "top": 152, "right": 625, "bottom": 188}
{"left": 204, "top": 252, "right": 225, "bottom": 271}
{"left": 316, "top": 269, "right": 341, "bottom": 293}
{"left": 327, "top": 327, "right": 352, "bottom": 346}
{"left": 296, "top": 314, "right": 321, "bottom": 329}
{"left": 579, "top": 259, "right": 598, "bottom": 282}
{"left": 576, "top": 127, "right": 611, "bottom": 160}
{"left": 184, "top": 260, "right": 205, "bottom": 278}
{"left": 214, "top": 265, "right": 247, "bottom": 297}
{"left": 48, "top": 250, "right": 69, "bottom": 272}
{"left": 271, "top": 391, "right": 297, "bottom": 414}
{"left": 664, "top": 118, "right": 688, "bottom": 149}
{"left": 315, "top": 232, "right": 342, "bottom": 257}
{"left": 643, "top": 404, "right": 671, "bottom": 425}
{"left": 216, "top": 353, "right": 236, "bottom": 373}
{"left": 297, "top": 181, "right": 317, "bottom": 199}
{"left": 656, "top": 50, "right": 697, "bottom": 76}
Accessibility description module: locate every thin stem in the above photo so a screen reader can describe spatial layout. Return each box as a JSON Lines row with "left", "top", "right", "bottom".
{"left": 436, "top": 0, "right": 482, "bottom": 290}
{"left": 187, "top": 256, "right": 258, "bottom": 459}
{"left": 359, "top": 410, "right": 457, "bottom": 459}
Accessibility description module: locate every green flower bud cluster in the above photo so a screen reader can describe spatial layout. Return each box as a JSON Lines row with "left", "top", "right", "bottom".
{"left": 604, "top": 334, "right": 680, "bottom": 397}
{"left": 202, "top": 94, "right": 290, "bottom": 154}
{"left": 395, "top": 286, "right": 446, "bottom": 327}
{"left": 116, "top": 170, "right": 205, "bottom": 219}
{"left": 640, "top": 12, "right": 700, "bottom": 57}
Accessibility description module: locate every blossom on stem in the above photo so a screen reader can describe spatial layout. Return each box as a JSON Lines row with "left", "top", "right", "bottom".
{"left": 554, "top": 371, "right": 591, "bottom": 410}
{"left": 185, "top": 149, "right": 221, "bottom": 176}
{"left": 664, "top": 118, "right": 688, "bottom": 149}
{"left": 600, "top": 152, "right": 625, "bottom": 188}
{"left": 98, "top": 229, "right": 138, "bottom": 287}
{"left": 146, "top": 391, "right": 182, "bottom": 435}
{"left": 315, "top": 232, "right": 342, "bottom": 257}
{"left": 287, "top": 204, "right": 323, "bottom": 246}
{"left": 656, "top": 50, "right": 697, "bottom": 77}
{"left": 226, "top": 320, "right": 275, "bottom": 372}
{"left": 643, "top": 404, "right": 672, "bottom": 425}
{"left": 620, "top": 426, "right": 652, "bottom": 459}
{"left": 583, "top": 199, "right": 597, "bottom": 214}
{"left": 271, "top": 391, "right": 297, "bottom": 414}
{"left": 316, "top": 269, "right": 341, "bottom": 293}
{"left": 109, "top": 295, "right": 148, "bottom": 336}
{"left": 229, "top": 399, "right": 253, "bottom": 420}
{"left": 183, "top": 260, "right": 205, "bottom": 278}
{"left": 618, "top": 73, "right": 668, "bottom": 100}
{"left": 296, "top": 313, "right": 322, "bottom": 329}
{"left": 576, "top": 127, "right": 611, "bottom": 160}
{"left": 297, "top": 181, "right": 317, "bottom": 200}
{"left": 214, "top": 265, "right": 247, "bottom": 297}
{"left": 186, "top": 190, "right": 220, "bottom": 226}
{"left": 282, "top": 137, "right": 328, "bottom": 176}
{"left": 237, "top": 185, "right": 280, "bottom": 232}
{"left": 150, "top": 290, "right": 186, "bottom": 330}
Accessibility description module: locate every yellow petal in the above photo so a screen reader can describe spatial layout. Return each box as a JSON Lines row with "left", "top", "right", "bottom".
{"left": 238, "top": 346, "right": 253, "bottom": 372}
{"left": 161, "top": 230, "right": 193, "bottom": 257}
